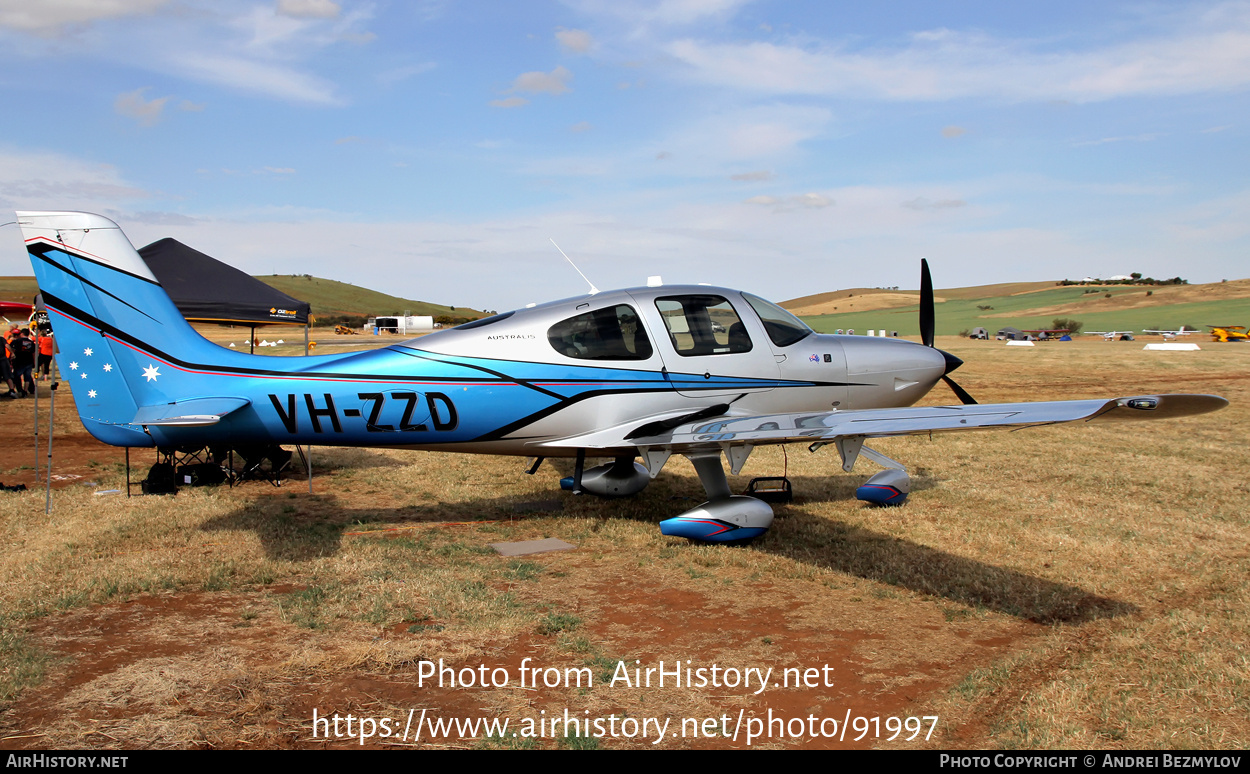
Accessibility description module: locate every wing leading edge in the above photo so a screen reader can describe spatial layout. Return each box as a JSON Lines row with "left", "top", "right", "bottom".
{"left": 547, "top": 394, "right": 1228, "bottom": 452}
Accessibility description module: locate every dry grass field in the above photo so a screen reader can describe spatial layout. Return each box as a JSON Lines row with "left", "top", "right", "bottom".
{"left": 0, "top": 336, "right": 1245, "bottom": 750}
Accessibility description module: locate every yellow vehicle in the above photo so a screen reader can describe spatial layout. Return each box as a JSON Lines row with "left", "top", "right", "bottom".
{"left": 334, "top": 325, "right": 359, "bottom": 335}
{"left": 1207, "top": 325, "right": 1249, "bottom": 343}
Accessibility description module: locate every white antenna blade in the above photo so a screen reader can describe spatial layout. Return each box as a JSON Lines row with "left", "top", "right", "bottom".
{"left": 550, "top": 238, "right": 599, "bottom": 295}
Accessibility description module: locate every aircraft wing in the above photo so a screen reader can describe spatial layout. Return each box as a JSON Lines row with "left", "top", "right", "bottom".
{"left": 547, "top": 394, "right": 1227, "bottom": 452}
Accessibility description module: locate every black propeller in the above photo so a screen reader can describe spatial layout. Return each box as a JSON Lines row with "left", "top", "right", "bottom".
{"left": 920, "top": 258, "right": 978, "bottom": 405}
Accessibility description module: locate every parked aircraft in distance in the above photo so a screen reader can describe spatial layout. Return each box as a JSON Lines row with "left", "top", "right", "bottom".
{"left": 1206, "top": 325, "right": 1248, "bottom": 343}
{"left": 1143, "top": 329, "right": 1196, "bottom": 341}
{"left": 16, "top": 211, "right": 1228, "bottom": 542}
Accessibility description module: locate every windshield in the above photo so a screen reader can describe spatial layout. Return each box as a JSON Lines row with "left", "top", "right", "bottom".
{"left": 741, "top": 293, "right": 813, "bottom": 348}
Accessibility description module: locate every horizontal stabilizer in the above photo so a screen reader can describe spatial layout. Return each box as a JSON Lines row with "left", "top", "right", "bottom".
{"left": 132, "top": 397, "right": 251, "bottom": 427}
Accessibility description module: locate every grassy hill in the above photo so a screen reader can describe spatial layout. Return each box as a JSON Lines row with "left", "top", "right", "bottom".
{"left": 256, "top": 275, "right": 487, "bottom": 320}
{"left": 0, "top": 275, "right": 487, "bottom": 322}
{"left": 0, "top": 277, "right": 40, "bottom": 305}
{"left": 787, "top": 279, "right": 1250, "bottom": 337}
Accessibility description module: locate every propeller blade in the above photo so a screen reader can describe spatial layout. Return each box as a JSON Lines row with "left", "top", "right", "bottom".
{"left": 942, "top": 375, "right": 978, "bottom": 405}
{"left": 920, "top": 258, "right": 934, "bottom": 348}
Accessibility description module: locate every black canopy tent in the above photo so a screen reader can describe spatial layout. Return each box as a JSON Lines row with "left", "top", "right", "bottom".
{"left": 128, "top": 238, "right": 316, "bottom": 495}
{"left": 137, "top": 238, "right": 312, "bottom": 353}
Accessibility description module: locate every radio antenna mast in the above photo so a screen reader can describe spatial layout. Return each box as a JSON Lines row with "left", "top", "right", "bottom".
{"left": 549, "top": 238, "right": 599, "bottom": 295}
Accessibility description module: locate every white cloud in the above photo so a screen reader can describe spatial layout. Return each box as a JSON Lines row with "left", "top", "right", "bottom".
{"left": 902, "top": 197, "right": 966, "bottom": 211}
{"left": 490, "top": 96, "right": 530, "bottom": 108}
{"left": 114, "top": 87, "right": 169, "bottom": 126}
{"left": 1072, "top": 133, "right": 1163, "bottom": 147}
{"left": 664, "top": 8, "right": 1250, "bottom": 102}
{"left": 0, "top": 149, "right": 148, "bottom": 211}
{"left": 509, "top": 65, "right": 573, "bottom": 95}
{"left": 0, "top": 0, "right": 167, "bottom": 34}
{"left": 556, "top": 27, "right": 593, "bottom": 53}
{"left": 377, "top": 62, "right": 436, "bottom": 85}
{"left": 731, "top": 170, "right": 773, "bottom": 181}
{"left": 665, "top": 104, "right": 831, "bottom": 163}
{"left": 277, "top": 0, "right": 340, "bottom": 20}
{"left": 567, "top": 0, "right": 754, "bottom": 27}
{"left": 178, "top": 99, "right": 205, "bottom": 112}
{"left": 165, "top": 51, "right": 341, "bottom": 105}
{"left": 942, "top": 126, "right": 966, "bottom": 138}
{"left": 744, "top": 192, "right": 832, "bottom": 211}
{"left": 570, "top": 121, "right": 594, "bottom": 132}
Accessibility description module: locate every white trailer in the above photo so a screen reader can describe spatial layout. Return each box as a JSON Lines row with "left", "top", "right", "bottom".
{"left": 367, "top": 315, "right": 435, "bottom": 335}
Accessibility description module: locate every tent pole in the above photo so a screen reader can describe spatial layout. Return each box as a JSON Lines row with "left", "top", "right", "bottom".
{"left": 33, "top": 366, "right": 38, "bottom": 483}
{"left": 304, "top": 321, "right": 310, "bottom": 356}
{"left": 250, "top": 325, "right": 255, "bottom": 354}
{"left": 45, "top": 382, "right": 57, "bottom": 514}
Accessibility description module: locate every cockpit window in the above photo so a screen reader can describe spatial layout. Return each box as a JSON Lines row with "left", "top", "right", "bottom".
{"left": 655, "top": 295, "right": 752, "bottom": 356}
{"left": 547, "top": 304, "right": 653, "bottom": 361}
{"left": 455, "top": 311, "right": 515, "bottom": 330}
{"left": 742, "top": 293, "right": 812, "bottom": 348}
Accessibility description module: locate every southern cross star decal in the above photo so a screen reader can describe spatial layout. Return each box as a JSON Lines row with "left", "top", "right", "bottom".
{"left": 69, "top": 361, "right": 78, "bottom": 371}
{"left": 142, "top": 364, "right": 161, "bottom": 382}
{"left": 88, "top": 390, "right": 97, "bottom": 399}
{"left": 83, "top": 347, "right": 93, "bottom": 356}
{"left": 102, "top": 363, "right": 112, "bottom": 372}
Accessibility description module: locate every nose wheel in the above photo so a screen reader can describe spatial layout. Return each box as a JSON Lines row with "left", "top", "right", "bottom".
{"left": 659, "top": 451, "right": 774, "bottom": 543}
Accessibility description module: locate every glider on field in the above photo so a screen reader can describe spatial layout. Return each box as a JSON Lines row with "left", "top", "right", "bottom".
{"left": 16, "top": 211, "right": 1228, "bottom": 542}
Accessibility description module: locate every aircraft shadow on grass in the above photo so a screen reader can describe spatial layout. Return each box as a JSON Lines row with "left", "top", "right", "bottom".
{"left": 199, "top": 471, "right": 1134, "bottom": 626}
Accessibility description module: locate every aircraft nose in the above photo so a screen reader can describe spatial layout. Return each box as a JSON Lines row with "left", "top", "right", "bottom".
{"left": 939, "top": 349, "right": 963, "bottom": 375}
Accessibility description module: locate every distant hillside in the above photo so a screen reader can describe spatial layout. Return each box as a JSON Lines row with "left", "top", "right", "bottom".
{"left": 786, "top": 279, "right": 1250, "bottom": 337}
{"left": 0, "top": 274, "right": 486, "bottom": 323}
{"left": 257, "top": 275, "right": 487, "bottom": 320}
{"left": 0, "top": 277, "right": 40, "bottom": 304}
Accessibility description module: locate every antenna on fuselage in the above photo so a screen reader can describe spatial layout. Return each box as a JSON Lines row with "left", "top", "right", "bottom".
{"left": 549, "top": 238, "right": 599, "bottom": 295}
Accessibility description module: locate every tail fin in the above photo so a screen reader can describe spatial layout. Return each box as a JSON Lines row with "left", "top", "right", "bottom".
{"left": 17, "top": 211, "right": 242, "bottom": 445}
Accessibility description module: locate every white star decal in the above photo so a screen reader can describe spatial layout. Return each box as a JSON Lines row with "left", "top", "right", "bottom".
{"left": 142, "top": 364, "right": 161, "bottom": 382}
{"left": 81, "top": 373, "right": 87, "bottom": 379}
{"left": 69, "top": 361, "right": 79, "bottom": 371}
{"left": 83, "top": 347, "right": 93, "bottom": 356}
{"left": 88, "top": 390, "right": 97, "bottom": 398}
{"left": 102, "top": 363, "right": 112, "bottom": 373}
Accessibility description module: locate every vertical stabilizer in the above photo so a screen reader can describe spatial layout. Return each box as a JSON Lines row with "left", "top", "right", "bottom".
{"left": 17, "top": 211, "right": 211, "bottom": 445}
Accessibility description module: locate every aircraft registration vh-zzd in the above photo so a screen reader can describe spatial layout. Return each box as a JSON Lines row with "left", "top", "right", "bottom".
{"left": 16, "top": 211, "right": 1229, "bottom": 543}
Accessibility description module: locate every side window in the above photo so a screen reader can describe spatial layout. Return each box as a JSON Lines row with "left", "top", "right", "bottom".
{"left": 741, "top": 292, "right": 813, "bottom": 347}
{"left": 655, "top": 295, "right": 752, "bottom": 356}
{"left": 547, "top": 305, "right": 653, "bottom": 361}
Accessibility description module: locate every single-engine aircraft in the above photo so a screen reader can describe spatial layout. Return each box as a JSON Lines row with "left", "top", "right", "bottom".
{"left": 16, "top": 211, "right": 1228, "bottom": 543}
{"left": 1086, "top": 330, "right": 1136, "bottom": 341}
{"left": 1206, "top": 325, "right": 1248, "bottom": 343}
{"left": 1143, "top": 329, "right": 1196, "bottom": 341}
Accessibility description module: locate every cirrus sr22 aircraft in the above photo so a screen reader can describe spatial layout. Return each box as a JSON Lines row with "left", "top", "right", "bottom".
{"left": 16, "top": 211, "right": 1227, "bottom": 543}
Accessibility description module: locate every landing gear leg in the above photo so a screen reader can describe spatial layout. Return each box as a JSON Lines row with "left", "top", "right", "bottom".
{"left": 659, "top": 451, "right": 774, "bottom": 543}
{"left": 831, "top": 436, "right": 911, "bottom": 506}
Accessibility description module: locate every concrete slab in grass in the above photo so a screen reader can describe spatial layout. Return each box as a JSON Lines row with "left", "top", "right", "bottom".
{"left": 490, "top": 538, "right": 577, "bottom": 557}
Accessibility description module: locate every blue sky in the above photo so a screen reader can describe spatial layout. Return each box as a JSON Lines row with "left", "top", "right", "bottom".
{"left": 0, "top": 0, "right": 1247, "bottom": 312}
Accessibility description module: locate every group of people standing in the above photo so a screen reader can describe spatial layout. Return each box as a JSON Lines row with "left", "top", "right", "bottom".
{"left": 1, "top": 325, "right": 53, "bottom": 399}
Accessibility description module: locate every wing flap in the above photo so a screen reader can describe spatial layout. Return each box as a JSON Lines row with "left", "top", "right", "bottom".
{"left": 132, "top": 397, "right": 251, "bottom": 427}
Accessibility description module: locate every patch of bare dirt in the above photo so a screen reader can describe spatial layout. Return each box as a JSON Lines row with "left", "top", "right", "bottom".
{"left": 0, "top": 378, "right": 1050, "bottom": 750}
